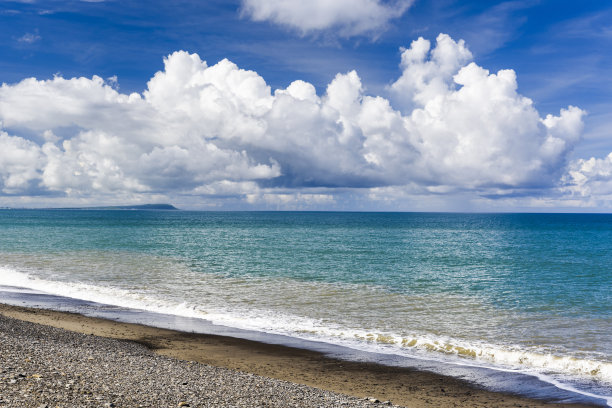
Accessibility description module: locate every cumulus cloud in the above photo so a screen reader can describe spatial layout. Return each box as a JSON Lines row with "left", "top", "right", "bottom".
{"left": 0, "top": 33, "right": 592, "bottom": 208}
{"left": 388, "top": 34, "right": 585, "bottom": 192}
{"left": 0, "top": 130, "right": 44, "bottom": 194}
{"left": 564, "top": 154, "right": 612, "bottom": 200}
{"left": 0, "top": 66, "right": 281, "bottom": 199}
{"left": 241, "top": 0, "right": 412, "bottom": 37}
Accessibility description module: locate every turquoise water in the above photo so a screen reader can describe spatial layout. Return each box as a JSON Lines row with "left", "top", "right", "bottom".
{"left": 0, "top": 210, "right": 611, "bottom": 403}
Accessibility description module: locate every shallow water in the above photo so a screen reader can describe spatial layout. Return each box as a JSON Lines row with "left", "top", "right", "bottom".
{"left": 0, "top": 210, "right": 610, "bottom": 405}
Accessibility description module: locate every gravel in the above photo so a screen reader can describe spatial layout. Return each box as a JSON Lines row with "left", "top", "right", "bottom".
{"left": 0, "top": 314, "right": 396, "bottom": 407}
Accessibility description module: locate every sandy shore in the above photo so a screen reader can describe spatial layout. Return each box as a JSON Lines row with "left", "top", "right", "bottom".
{"left": 0, "top": 303, "right": 598, "bottom": 407}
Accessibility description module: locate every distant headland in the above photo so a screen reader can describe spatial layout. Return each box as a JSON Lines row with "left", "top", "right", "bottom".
{"left": 81, "top": 204, "right": 180, "bottom": 210}
{"left": 1, "top": 204, "right": 180, "bottom": 211}
{"left": 61, "top": 204, "right": 180, "bottom": 210}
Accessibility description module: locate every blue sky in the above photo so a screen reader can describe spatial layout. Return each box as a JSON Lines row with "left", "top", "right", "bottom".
{"left": 1, "top": 0, "right": 612, "bottom": 210}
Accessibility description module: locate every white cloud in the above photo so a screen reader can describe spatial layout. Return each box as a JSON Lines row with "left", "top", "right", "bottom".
{"left": 246, "top": 192, "right": 335, "bottom": 208}
{"left": 390, "top": 34, "right": 473, "bottom": 109}
{"left": 564, "top": 153, "right": 612, "bottom": 200}
{"left": 241, "top": 0, "right": 412, "bottom": 37}
{"left": 388, "top": 34, "right": 585, "bottom": 191}
{"left": 0, "top": 130, "right": 44, "bottom": 194}
{"left": 0, "top": 63, "right": 281, "bottom": 198}
{"left": 0, "top": 33, "right": 595, "bottom": 208}
{"left": 17, "top": 31, "right": 41, "bottom": 44}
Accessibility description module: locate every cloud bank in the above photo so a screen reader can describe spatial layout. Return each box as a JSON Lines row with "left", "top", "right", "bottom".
{"left": 0, "top": 33, "right": 606, "bottom": 209}
{"left": 241, "top": 0, "right": 412, "bottom": 37}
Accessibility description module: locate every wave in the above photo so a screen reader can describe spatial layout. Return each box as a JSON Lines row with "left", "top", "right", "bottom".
{"left": 1, "top": 264, "right": 611, "bottom": 403}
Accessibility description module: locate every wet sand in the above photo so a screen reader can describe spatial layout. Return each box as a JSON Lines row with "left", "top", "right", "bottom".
{"left": 0, "top": 303, "right": 597, "bottom": 407}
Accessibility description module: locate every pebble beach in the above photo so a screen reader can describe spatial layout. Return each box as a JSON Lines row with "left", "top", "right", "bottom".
{"left": 0, "top": 313, "right": 387, "bottom": 408}
{"left": 0, "top": 304, "right": 599, "bottom": 408}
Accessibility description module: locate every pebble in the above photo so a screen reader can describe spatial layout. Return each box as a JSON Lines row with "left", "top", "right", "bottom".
{"left": 0, "top": 314, "right": 398, "bottom": 407}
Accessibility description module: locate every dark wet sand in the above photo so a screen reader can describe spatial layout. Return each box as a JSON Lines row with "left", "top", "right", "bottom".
{"left": 0, "top": 303, "right": 598, "bottom": 407}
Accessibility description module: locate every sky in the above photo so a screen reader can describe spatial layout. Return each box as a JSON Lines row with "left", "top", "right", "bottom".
{"left": 1, "top": 0, "right": 611, "bottom": 211}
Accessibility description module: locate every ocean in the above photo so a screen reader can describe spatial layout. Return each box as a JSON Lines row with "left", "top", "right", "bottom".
{"left": 0, "top": 210, "right": 610, "bottom": 405}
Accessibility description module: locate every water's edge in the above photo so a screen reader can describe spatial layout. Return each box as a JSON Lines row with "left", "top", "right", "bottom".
{"left": 0, "top": 285, "right": 608, "bottom": 407}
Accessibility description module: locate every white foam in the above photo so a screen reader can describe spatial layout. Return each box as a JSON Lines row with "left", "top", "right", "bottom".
{"left": 0, "top": 265, "right": 209, "bottom": 320}
{"left": 1, "top": 265, "right": 610, "bottom": 404}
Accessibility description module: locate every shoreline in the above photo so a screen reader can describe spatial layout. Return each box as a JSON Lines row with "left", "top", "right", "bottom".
{"left": 0, "top": 303, "right": 599, "bottom": 407}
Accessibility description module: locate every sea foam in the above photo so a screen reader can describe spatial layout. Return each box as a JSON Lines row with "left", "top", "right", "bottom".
{"left": 1, "top": 264, "right": 611, "bottom": 398}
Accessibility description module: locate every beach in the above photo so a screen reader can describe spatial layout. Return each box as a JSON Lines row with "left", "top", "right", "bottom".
{"left": 0, "top": 303, "right": 597, "bottom": 408}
